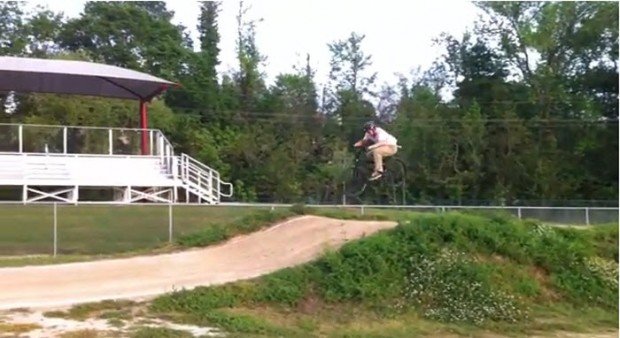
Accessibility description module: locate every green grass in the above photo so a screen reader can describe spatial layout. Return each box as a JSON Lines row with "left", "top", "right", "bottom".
{"left": 0, "top": 204, "right": 273, "bottom": 256}
{"left": 0, "top": 322, "right": 42, "bottom": 334}
{"left": 44, "top": 299, "right": 137, "bottom": 321}
{"left": 130, "top": 327, "right": 194, "bottom": 338}
{"left": 176, "top": 208, "right": 294, "bottom": 247}
{"left": 148, "top": 212, "right": 618, "bottom": 337}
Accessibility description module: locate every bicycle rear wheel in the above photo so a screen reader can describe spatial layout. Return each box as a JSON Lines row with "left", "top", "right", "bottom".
{"left": 383, "top": 157, "right": 406, "bottom": 187}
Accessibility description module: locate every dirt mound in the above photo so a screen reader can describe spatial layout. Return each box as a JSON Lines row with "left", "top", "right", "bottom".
{"left": 0, "top": 215, "right": 396, "bottom": 310}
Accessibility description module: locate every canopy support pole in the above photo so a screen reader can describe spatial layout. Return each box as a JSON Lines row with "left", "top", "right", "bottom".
{"left": 140, "top": 100, "right": 149, "bottom": 155}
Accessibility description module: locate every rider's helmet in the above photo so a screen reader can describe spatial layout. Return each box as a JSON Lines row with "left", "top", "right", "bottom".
{"left": 363, "top": 121, "right": 376, "bottom": 132}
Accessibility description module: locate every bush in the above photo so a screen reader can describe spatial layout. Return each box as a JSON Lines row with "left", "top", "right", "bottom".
{"left": 404, "top": 250, "right": 526, "bottom": 324}
{"left": 289, "top": 203, "right": 308, "bottom": 215}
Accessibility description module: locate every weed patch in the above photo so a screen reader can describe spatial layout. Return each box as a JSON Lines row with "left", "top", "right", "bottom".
{"left": 177, "top": 209, "right": 294, "bottom": 247}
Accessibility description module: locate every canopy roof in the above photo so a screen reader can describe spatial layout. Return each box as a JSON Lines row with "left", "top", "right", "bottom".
{"left": 0, "top": 56, "right": 176, "bottom": 101}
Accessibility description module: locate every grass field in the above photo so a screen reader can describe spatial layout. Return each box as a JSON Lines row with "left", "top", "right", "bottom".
{"left": 0, "top": 204, "right": 269, "bottom": 256}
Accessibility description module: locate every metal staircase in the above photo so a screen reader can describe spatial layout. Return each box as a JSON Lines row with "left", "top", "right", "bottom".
{"left": 177, "top": 153, "right": 233, "bottom": 204}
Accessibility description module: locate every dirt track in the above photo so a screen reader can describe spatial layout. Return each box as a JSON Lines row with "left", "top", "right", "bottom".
{"left": 0, "top": 215, "right": 397, "bottom": 310}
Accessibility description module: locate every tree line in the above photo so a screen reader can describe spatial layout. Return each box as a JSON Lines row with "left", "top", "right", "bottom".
{"left": 0, "top": 1, "right": 617, "bottom": 205}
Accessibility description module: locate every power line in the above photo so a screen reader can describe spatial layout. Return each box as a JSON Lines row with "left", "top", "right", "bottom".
{"left": 163, "top": 106, "right": 619, "bottom": 124}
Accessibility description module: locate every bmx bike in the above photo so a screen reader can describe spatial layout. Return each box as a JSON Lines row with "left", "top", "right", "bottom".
{"left": 344, "top": 147, "right": 406, "bottom": 205}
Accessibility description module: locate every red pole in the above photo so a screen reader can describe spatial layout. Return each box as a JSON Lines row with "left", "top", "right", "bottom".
{"left": 140, "top": 100, "right": 148, "bottom": 155}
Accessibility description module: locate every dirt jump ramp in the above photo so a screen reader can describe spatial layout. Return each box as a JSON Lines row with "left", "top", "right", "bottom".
{"left": 0, "top": 215, "right": 397, "bottom": 310}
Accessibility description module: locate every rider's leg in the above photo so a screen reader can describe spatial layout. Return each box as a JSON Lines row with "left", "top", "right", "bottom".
{"left": 370, "top": 145, "right": 397, "bottom": 179}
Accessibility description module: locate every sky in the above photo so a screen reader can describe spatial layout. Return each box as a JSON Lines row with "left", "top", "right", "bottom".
{"left": 28, "top": 0, "right": 483, "bottom": 91}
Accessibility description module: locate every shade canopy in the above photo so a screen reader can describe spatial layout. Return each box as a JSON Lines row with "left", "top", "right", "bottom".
{"left": 0, "top": 56, "right": 176, "bottom": 101}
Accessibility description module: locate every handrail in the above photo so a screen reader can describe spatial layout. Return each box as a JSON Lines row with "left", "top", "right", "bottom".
{"left": 179, "top": 153, "right": 233, "bottom": 203}
{"left": 0, "top": 122, "right": 163, "bottom": 133}
{"left": 1, "top": 123, "right": 175, "bottom": 159}
{"left": 181, "top": 153, "right": 218, "bottom": 174}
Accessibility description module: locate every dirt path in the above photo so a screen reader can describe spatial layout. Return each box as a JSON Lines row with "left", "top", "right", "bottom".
{"left": 0, "top": 215, "right": 396, "bottom": 310}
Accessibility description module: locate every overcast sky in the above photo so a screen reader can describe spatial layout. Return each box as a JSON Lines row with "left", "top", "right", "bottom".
{"left": 29, "top": 0, "right": 482, "bottom": 90}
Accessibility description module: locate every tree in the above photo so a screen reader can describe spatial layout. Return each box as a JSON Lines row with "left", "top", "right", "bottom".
{"left": 234, "top": 1, "right": 265, "bottom": 113}
{"left": 164, "top": 1, "right": 222, "bottom": 118}
{"left": 266, "top": 55, "right": 319, "bottom": 132}
{"left": 0, "top": 1, "right": 26, "bottom": 56}
{"left": 59, "top": 1, "right": 191, "bottom": 80}
{"left": 23, "top": 7, "right": 64, "bottom": 57}
{"left": 196, "top": 1, "right": 221, "bottom": 112}
{"left": 324, "top": 32, "right": 377, "bottom": 145}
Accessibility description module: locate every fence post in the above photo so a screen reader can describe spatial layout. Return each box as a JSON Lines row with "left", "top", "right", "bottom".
{"left": 517, "top": 207, "right": 522, "bottom": 219}
{"left": 18, "top": 124, "right": 23, "bottom": 152}
{"left": 585, "top": 207, "right": 590, "bottom": 226}
{"left": 63, "top": 127, "right": 68, "bottom": 154}
{"left": 360, "top": 205, "right": 365, "bottom": 215}
{"left": 53, "top": 202, "right": 58, "bottom": 257}
{"left": 108, "top": 129, "right": 113, "bottom": 155}
{"left": 168, "top": 203, "right": 173, "bottom": 243}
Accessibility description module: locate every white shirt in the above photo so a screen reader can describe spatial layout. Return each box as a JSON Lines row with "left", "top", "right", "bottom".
{"left": 364, "top": 127, "right": 398, "bottom": 146}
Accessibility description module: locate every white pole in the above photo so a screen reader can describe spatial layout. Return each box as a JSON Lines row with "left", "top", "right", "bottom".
{"left": 149, "top": 130, "right": 154, "bottom": 156}
{"left": 168, "top": 203, "right": 173, "bottom": 243}
{"left": 585, "top": 207, "right": 590, "bottom": 226}
{"left": 63, "top": 127, "right": 67, "bottom": 154}
{"left": 53, "top": 202, "right": 57, "bottom": 257}
{"left": 18, "top": 124, "right": 23, "bottom": 153}
{"left": 108, "top": 129, "right": 113, "bottom": 155}
{"left": 518, "top": 207, "right": 522, "bottom": 219}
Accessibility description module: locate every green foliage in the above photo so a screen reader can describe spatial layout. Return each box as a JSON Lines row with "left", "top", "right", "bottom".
{"left": 315, "top": 232, "right": 406, "bottom": 302}
{"left": 59, "top": 1, "right": 190, "bottom": 79}
{"left": 130, "top": 327, "right": 193, "bottom": 338}
{"left": 200, "top": 310, "right": 286, "bottom": 335}
{"left": 254, "top": 267, "right": 313, "bottom": 305}
{"left": 289, "top": 203, "right": 308, "bottom": 215}
{"left": 589, "top": 224, "right": 619, "bottom": 261}
{"left": 152, "top": 284, "right": 246, "bottom": 312}
{"left": 176, "top": 209, "right": 294, "bottom": 247}
{"left": 153, "top": 213, "right": 618, "bottom": 332}
{"left": 404, "top": 250, "right": 525, "bottom": 324}
{"left": 44, "top": 300, "right": 137, "bottom": 321}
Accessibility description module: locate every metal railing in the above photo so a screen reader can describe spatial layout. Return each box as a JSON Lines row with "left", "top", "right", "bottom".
{"left": 0, "top": 123, "right": 174, "bottom": 158}
{"left": 0, "top": 122, "right": 178, "bottom": 184}
{"left": 179, "top": 153, "right": 233, "bottom": 203}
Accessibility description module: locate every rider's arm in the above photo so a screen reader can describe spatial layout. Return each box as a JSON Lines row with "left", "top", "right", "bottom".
{"left": 367, "top": 141, "right": 387, "bottom": 150}
{"left": 367, "top": 128, "right": 394, "bottom": 149}
{"left": 354, "top": 132, "right": 370, "bottom": 147}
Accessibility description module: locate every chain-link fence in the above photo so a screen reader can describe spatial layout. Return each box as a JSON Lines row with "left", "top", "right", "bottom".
{"left": 0, "top": 203, "right": 268, "bottom": 256}
{"left": 0, "top": 202, "right": 616, "bottom": 257}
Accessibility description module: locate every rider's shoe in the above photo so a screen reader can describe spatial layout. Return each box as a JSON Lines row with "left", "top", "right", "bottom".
{"left": 369, "top": 171, "right": 382, "bottom": 181}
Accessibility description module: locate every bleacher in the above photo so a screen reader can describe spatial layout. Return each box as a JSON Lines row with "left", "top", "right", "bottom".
{"left": 0, "top": 123, "right": 232, "bottom": 204}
